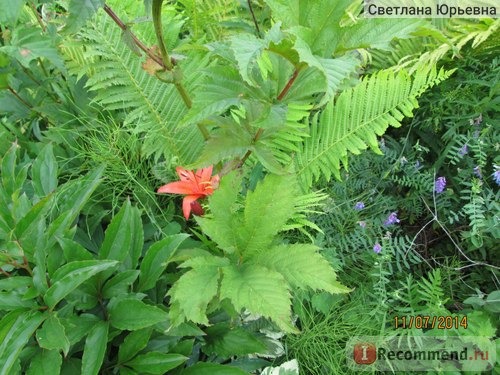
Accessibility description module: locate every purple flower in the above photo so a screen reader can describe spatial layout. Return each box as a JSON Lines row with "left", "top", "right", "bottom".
{"left": 354, "top": 202, "right": 365, "bottom": 210}
{"left": 434, "top": 177, "right": 446, "bottom": 194}
{"left": 473, "top": 166, "right": 482, "bottom": 178}
{"left": 459, "top": 144, "right": 468, "bottom": 156}
{"left": 493, "top": 166, "right": 500, "bottom": 185}
{"left": 384, "top": 212, "right": 400, "bottom": 226}
{"left": 358, "top": 221, "right": 366, "bottom": 228}
{"left": 373, "top": 243, "right": 382, "bottom": 254}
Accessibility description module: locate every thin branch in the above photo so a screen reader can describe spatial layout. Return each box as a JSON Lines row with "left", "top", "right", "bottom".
{"left": 277, "top": 68, "right": 300, "bottom": 101}
{"left": 8, "top": 87, "right": 31, "bottom": 108}
{"left": 29, "top": 1, "right": 46, "bottom": 32}
{"left": 103, "top": 4, "right": 166, "bottom": 69}
{"left": 247, "top": 0, "right": 261, "bottom": 37}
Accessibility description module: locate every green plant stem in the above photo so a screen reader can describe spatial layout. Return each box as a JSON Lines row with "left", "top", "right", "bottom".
{"left": 8, "top": 87, "right": 31, "bottom": 108}
{"left": 103, "top": 4, "right": 166, "bottom": 69}
{"left": 29, "top": 1, "right": 46, "bottom": 32}
{"left": 247, "top": 0, "right": 261, "bottom": 37}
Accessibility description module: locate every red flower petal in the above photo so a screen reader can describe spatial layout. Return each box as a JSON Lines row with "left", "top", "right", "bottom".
{"left": 158, "top": 181, "right": 196, "bottom": 195}
{"left": 182, "top": 194, "right": 203, "bottom": 219}
{"left": 190, "top": 200, "right": 204, "bottom": 217}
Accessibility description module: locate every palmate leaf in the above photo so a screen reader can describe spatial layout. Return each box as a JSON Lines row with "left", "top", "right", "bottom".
{"left": 220, "top": 264, "right": 295, "bottom": 332}
{"left": 295, "top": 66, "right": 454, "bottom": 188}
{"left": 255, "top": 244, "right": 351, "bottom": 294}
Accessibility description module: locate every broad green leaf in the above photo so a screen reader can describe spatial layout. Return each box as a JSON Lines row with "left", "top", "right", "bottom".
{"left": 252, "top": 144, "right": 285, "bottom": 174}
{"left": 26, "top": 349, "right": 62, "bottom": 375}
{"left": 220, "top": 264, "right": 295, "bottom": 332}
{"left": 1, "top": 142, "right": 24, "bottom": 197}
{"left": 66, "top": 0, "right": 105, "bottom": 33}
{"left": 138, "top": 234, "right": 189, "bottom": 291}
{"left": 99, "top": 199, "right": 143, "bottom": 270}
{"left": 256, "top": 244, "right": 352, "bottom": 294}
{"left": 118, "top": 328, "right": 153, "bottom": 363}
{"left": 241, "top": 174, "right": 296, "bottom": 258}
{"left": 124, "top": 352, "right": 187, "bottom": 374}
{"left": 168, "top": 262, "right": 223, "bottom": 325}
{"left": 35, "top": 314, "right": 70, "bottom": 355}
{"left": 32, "top": 143, "right": 58, "bottom": 196}
{"left": 102, "top": 270, "right": 140, "bottom": 299}
{"left": 60, "top": 314, "right": 100, "bottom": 346}
{"left": 44, "top": 260, "right": 119, "bottom": 309}
{"left": 337, "top": 19, "right": 424, "bottom": 53}
{"left": 196, "top": 172, "right": 244, "bottom": 254}
{"left": 0, "top": 291, "right": 37, "bottom": 310}
{"left": 0, "top": 310, "right": 47, "bottom": 375}
{"left": 204, "top": 324, "right": 266, "bottom": 357}
{"left": 0, "top": 0, "right": 25, "bottom": 26}
{"left": 58, "top": 238, "right": 93, "bottom": 262}
{"left": 181, "top": 363, "right": 249, "bottom": 375}
{"left": 108, "top": 298, "right": 168, "bottom": 330}
{"left": 81, "top": 321, "right": 109, "bottom": 375}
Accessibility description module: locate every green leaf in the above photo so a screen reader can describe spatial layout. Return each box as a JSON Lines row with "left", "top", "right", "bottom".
{"left": 81, "top": 321, "right": 109, "bottom": 375}
{"left": 35, "top": 314, "right": 70, "bottom": 355}
{"left": 43, "top": 260, "right": 119, "bottom": 309}
{"left": 118, "top": 328, "right": 153, "bottom": 363}
{"left": 181, "top": 363, "right": 250, "bottom": 375}
{"left": 0, "top": 0, "right": 25, "bottom": 26}
{"left": 256, "top": 244, "right": 351, "bottom": 294}
{"left": 108, "top": 298, "right": 168, "bottom": 330}
{"left": 204, "top": 324, "right": 266, "bottom": 357}
{"left": 32, "top": 143, "right": 58, "bottom": 196}
{"left": 66, "top": 0, "right": 105, "bottom": 34}
{"left": 26, "top": 349, "right": 62, "bottom": 375}
{"left": 124, "top": 352, "right": 187, "bottom": 374}
{"left": 102, "top": 270, "right": 140, "bottom": 299}
{"left": 137, "top": 234, "right": 189, "bottom": 291}
{"left": 0, "top": 310, "right": 47, "bottom": 375}
{"left": 58, "top": 238, "right": 93, "bottom": 262}
{"left": 241, "top": 173, "right": 296, "bottom": 258}
{"left": 220, "top": 264, "right": 295, "bottom": 332}
{"left": 168, "top": 260, "right": 224, "bottom": 325}
{"left": 60, "top": 314, "right": 100, "bottom": 346}
{"left": 99, "top": 199, "right": 143, "bottom": 269}
{"left": 337, "top": 19, "right": 423, "bottom": 53}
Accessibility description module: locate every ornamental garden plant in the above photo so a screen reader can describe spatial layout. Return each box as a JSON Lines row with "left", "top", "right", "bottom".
{"left": 0, "top": 1, "right": 498, "bottom": 374}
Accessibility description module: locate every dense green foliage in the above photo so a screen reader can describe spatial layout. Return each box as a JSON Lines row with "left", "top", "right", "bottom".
{"left": 0, "top": 0, "right": 498, "bottom": 374}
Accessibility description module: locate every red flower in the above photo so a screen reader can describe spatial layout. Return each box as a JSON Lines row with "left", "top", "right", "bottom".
{"left": 157, "top": 166, "right": 220, "bottom": 219}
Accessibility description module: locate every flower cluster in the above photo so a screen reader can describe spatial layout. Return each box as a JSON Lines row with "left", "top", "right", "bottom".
{"left": 384, "top": 212, "right": 400, "bottom": 226}
{"left": 434, "top": 176, "right": 446, "bottom": 194}
{"left": 493, "top": 166, "right": 500, "bottom": 186}
{"left": 354, "top": 201, "right": 365, "bottom": 210}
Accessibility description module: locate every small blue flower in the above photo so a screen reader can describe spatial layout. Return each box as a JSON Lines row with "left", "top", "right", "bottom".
{"left": 473, "top": 166, "right": 482, "bottom": 178}
{"left": 493, "top": 166, "right": 500, "bottom": 186}
{"left": 384, "top": 212, "right": 400, "bottom": 226}
{"left": 458, "top": 144, "right": 468, "bottom": 156}
{"left": 354, "top": 202, "right": 365, "bottom": 210}
{"left": 373, "top": 243, "right": 382, "bottom": 254}
{"left": 434, "top": 177, "right": 446, "bottom": 194}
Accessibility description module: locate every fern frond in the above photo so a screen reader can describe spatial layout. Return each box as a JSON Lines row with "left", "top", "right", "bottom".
{"left": 295, "top": 66, "right": 453, "bottom": 188}
{"left": 73, "top": 11, "right": 209, "bottom": 164}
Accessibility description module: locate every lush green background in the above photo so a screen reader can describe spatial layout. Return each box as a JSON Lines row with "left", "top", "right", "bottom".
{"left": 0, "top": 1, "right": 498, "bottom": 374}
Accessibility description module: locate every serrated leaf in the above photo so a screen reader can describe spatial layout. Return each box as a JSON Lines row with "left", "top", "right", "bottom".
{"left": 168, "top": 264, "right": 222, "bottom": 326}
{"left": 124, "top": 352, "right": 187, "bottom": 374}
{"left": 0, "top": 310, "right": 47, "bottom": 375}
{"left": 66, "top": 0, "right": 105, "bottom": 34}
{"left": 43, "top": 260, "right": 119, "bottom": 309}
{"left": 137, "top": 234, "right": 189, "bottom": 291}
{"left": 0, "top": 0, "right": 24, "bottom": 26}
{"left": 220, "top": 264, "right": 295, "bottom": 332}
{"left": 108, "top": 298, "right": 168, "bottom": 330}
{"left": 241, "top": 174, "right": 296, "bottom": 258}
{"left": 35, "top": 314, "right": 70, "bottom": 355}
{"left": 26, "top": 349, "right": 62, "bottom": 375}
{"left": 81, "top": 321, "right": 109, "bottom": 375}
{"left": 255, "top": 244, "right": 351, "bottom": 294}
{"left": 32, "top": 143, "right": 58, "bottom": 196}
{"left": 118, "top": 328, "right": 153, "bottom": 363}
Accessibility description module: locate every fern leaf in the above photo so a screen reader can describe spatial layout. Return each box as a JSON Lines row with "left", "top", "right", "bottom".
{"left": 255, "top": 244, "right": 351, "bottom": 294}
{"left": 220, "top": 264, "right": 296, "bottom": 333}
{"left": 295, "top": 66, "right": 453, "bottom": 188}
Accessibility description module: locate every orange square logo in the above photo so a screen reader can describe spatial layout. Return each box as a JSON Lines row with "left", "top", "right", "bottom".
{"left": 353, "top": 343, "right": 377, "bottom": 364}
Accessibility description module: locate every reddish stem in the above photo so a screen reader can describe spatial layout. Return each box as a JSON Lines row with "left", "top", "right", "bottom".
{"left": 277, "top": 69, "right": 299, "bottom": 101}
